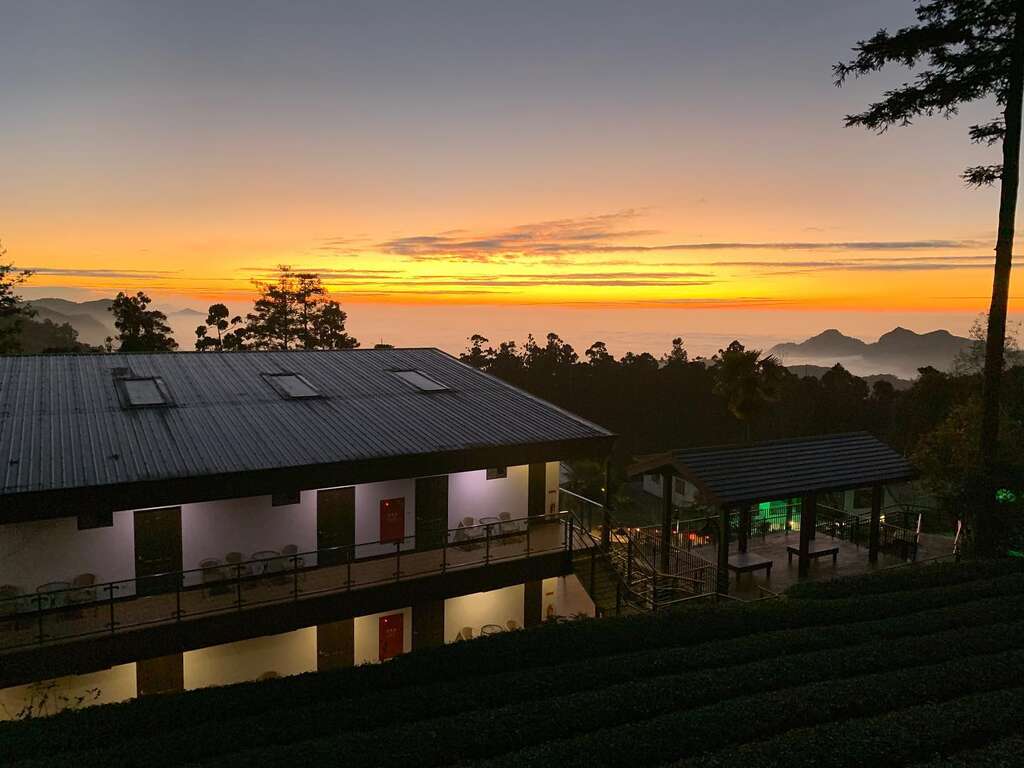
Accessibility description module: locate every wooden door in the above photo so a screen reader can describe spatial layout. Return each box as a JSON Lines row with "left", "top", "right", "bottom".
{"left": 317, "top": 487, "right": 355, "bottom": 566}
{"left": 415, "top": 475, "right": 448, "bottom": 551}
{"left": 134, "top": 507, "right": 182, "bottom": 596}
{"left": 136, "top": 653, "right": 184, "bottom": 697}
{"left": 379, "top": 498, "right": 405, "bottom": 543}
{"left": 379, "top": 612, "right": 404, "bottom": 660}
{"left": 317, "top": 619, "right": 355, "bottom": 671}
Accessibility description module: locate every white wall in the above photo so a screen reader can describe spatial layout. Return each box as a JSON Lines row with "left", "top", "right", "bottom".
{"left": 353, "top": 606, "right": 413, "bottom": 664}
{"left": 354, "top": 479, "right": 416, "bottom": 558}
{"left": 448, "top": 465, "right": 528, "bottom": 526}
{"left": 447, "top": 461, "right": 560, "bottom": 528}
{"left": 542, "top": 575, "right": 595, "bottom": 619}
{"left": 180, "top": 493, "right": 317, "bottom": 573}
{"left": 0, "top": 459, "right": 566, "bottom": 597}
{"left": 444, "top": 584, "right": 524, "bottom": 642}
{"left": 545, "top": 461, "right": 560, "bottom": 515}
{"left": 0, "top": 663, "right": 136, "bottom": 721}
{"left": 0, "top": 511, "right": 135, "bottom": 596}
{"left": 183, "top": 627, "right": 317, "bottom": 689}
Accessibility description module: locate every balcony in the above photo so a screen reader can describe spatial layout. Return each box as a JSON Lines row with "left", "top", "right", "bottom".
{"left": 0, "top": 513, "right": 574, "bottom": 653}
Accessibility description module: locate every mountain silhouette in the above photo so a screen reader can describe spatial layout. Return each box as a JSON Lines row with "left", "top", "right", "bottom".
{"left": 769, "top": 327, "right": 971, "bottom": 378}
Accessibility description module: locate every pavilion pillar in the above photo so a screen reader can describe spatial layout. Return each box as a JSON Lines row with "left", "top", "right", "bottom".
{"left": 716, "top": 505, "right": 730, "bottom": 595}
{"left": 868, "top": 483, "right": 883, "bottom": 563}
{"left": 798, "top": 492, "right": 817, "bottom": 578}
{"left": 660, "top": 470, "right": 673, "bottom": 573}
{"left": 738, "top": 505, "right": 751, "bottom": 554}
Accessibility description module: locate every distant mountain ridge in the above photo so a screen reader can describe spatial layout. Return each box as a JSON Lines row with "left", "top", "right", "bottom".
{"left": 24, "top": 297, "right": 203, "bottom": 347}
{"left": 769, "top": 327, "right": 972, "bottom": 379}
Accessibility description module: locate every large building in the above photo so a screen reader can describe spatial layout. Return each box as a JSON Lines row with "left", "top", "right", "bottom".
{"left": 0, "top": 349, "right": 612, "bottom": 715}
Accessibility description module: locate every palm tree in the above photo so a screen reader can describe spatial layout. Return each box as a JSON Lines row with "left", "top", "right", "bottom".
{"left": 712, "top": 341, "right": 784, "bottom": 442}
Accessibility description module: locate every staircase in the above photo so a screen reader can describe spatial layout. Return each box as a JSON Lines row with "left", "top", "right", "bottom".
{"left": 561, "top": 487, "right": 718, "bottom": 615}
{"left": 571, "top": 544, "right": 640, "bottom": 617}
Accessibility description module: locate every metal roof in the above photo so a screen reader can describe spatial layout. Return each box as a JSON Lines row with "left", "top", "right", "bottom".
{"left": 0, "top": 349, "right": 612, "bottom": 499}
{"left": 628, "top": 432, "right": 914, "bottom": 506}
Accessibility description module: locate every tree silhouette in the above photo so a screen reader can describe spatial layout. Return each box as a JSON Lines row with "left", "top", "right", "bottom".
{"left": 711, "top": 341, "right": 784, "bottom": 441}
{"left": 459, "top": 334, "right": 493, "bottom": 369}
{"left": 244, "top": 266, "right": 358, "bottom": 350}
{"left": 194, "top": 303, "right": 245, "bottom": 351}
{"left": 835, "top": 0, "right": 1024, "bottom": 555}
{"left": 0, "top": 243, "right": 35, "bottom": 354}
{"left": 108, "top": 291, "right": 178, "bottom": 352}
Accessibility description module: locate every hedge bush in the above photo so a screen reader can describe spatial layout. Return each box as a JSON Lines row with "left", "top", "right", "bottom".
{"left": 910, "top": 735, "right": 1024, "bottom": 767}
{"left": 6, "top": 573, "right": 1024, "bottom": 765}
{"left": 471, "top": 648, "right": 1024, "bottom": 768}
{"left": 679, "top": 689, "right": 1024, "bottom": 768}
{"left": 31, "top": 622, "right": 1024, "bottom": 768}
{"left": 785, "top": 557, "right": 1024, "bottom": 601}
{"left": 9, "top": 588, "right": 1024, "bottom": 765}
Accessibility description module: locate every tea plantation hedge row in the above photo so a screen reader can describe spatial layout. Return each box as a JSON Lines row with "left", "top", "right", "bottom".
{"left": 5, "top": 559, "right": 1024, "bottom": 767}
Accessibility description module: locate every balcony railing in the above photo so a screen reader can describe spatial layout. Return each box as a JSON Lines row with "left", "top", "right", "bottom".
{"left": 0, "top": 512, "right": 574, "bottom": 652}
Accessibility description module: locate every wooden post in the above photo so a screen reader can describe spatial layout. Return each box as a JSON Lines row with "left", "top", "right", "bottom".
{"left": 524, "top": 579, "right": 543, "bottom": 628}
{"left": 798, "top": 493, "right": 817, "bottom": 577}
{"left": 868, "top": 483, "right": 883, "bottom": 563}
{"left": 660, "top": 471, "right": 673, "bottom": 573}
{"left": 716, "top": 505, "right": 730, "bottom": 595}
{"left": 738, "top": 505, "right": 750, "bottom": 554}
{"left": 601, "top": 457, "right": 612, "bottom": 550}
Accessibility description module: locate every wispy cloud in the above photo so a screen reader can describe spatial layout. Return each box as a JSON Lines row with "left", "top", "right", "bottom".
{"left": 23, "top": 266, "right": 182, "bottom": 279}
{"left": 374, "top": 210, "right": 983, "bottom": 263}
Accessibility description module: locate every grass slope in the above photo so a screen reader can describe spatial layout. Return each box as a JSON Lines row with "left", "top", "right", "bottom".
{"left": 4, "top": 560, "right": 1024, "bottom": 767}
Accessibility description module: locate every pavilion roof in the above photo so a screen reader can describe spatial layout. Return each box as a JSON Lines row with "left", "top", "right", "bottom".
{"left": 628, "top": 432, "right": 914, "bottom": 506}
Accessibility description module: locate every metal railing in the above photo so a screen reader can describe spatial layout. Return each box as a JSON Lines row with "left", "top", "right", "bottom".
{"left": 561, "top": 488, "right": 718, "bottom": 610}
{"left": 0, "top": 512, "right": 568, "bottom": 651}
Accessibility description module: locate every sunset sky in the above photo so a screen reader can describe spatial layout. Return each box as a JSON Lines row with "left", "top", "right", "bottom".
{"left": 2, "top": 1, "right": 1021, "bottom": 351}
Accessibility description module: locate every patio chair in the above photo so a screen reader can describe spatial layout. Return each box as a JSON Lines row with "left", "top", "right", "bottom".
{"left": 225, "top": 551, "right": 252, "bottom": 578}
{"left": 66, "top": 573, "right": 97, "bottom": 605}
{"left": 452, "top": 520, "right": 476, "bottom": 551}
{"left": 0, "top": 585, "right": 22, "bottom": 618}
{"left": 281, "top": 544, "right": 305, "bottom": 569}
{"left": 461, "top": 626, "right": 474, "bottom": 640}
{"left": 200, "top": 559, "right": 228, "bottom": 596}
{"left": 506, "top": 619, "right": 519, "bottom": 631}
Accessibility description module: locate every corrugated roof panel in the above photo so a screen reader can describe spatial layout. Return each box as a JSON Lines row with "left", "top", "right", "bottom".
{"left": 0, "top": 349, "right": 611, "bottom": 497}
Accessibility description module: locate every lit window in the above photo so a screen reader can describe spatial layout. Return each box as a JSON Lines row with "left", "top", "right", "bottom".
{"left": 265, "top": 373, "right": 320, "bottom": 399}
{"left": 393, "top": 370, "right": 449, "bottom": 392}
{"left": 121, "top": 377, "right": 167, "bottom": 407}
{"left": 486, "top": 467, "right": 507, "bottom": 480}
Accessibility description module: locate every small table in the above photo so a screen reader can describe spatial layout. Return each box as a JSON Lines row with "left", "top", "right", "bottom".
{"left": 479, "top": 516, "right": 501, "bottom": 533}
{"left": 480, "top": 624, "right": 504, "bottom": 636}
{"left": 787, "top": 543, "right": 840, "bottom": 565}
{"left": 36, "top": 581, "right": 71, "bottom": 610}
{"left": 251, "top": 551, "right": 282, "bottom": 574}
{"left": 727, "top": 553, "right": 773, "bottom": 578}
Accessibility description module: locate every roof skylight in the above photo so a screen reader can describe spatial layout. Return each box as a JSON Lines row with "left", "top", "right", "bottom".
{"left": 121, "top": 377, "right": 167, "bottom": 407}
{"left": 393, "top": 370, "right": 449, "bottom": 392}
{"left": 265, "top": 373, "right": 320, "bottom": 399}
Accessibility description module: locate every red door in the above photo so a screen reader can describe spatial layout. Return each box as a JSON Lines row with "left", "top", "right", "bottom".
{"left": 379, "top": 613, "right": 404, "bottom": 660}
{"left": 380, "top": 497, "right": 406, "bottom": 543}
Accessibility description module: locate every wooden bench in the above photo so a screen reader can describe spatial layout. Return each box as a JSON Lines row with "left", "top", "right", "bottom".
{"left": 787, "top": 543, "right": 839, "bottom": 565}
{"left": 727, "top": 553, "right": 773, "bottom": 578}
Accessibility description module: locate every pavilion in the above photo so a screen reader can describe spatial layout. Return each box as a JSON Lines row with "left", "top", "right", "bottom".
{"left": 628, "top": 432, "right": 916, "bottom": 594}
